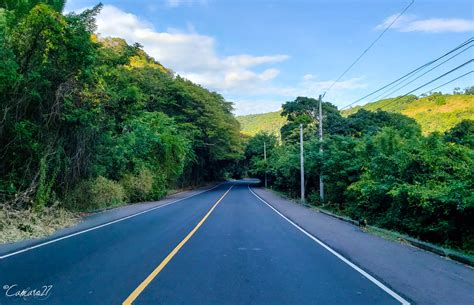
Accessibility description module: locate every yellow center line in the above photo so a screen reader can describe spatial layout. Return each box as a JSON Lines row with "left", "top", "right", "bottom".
{"left": 122, "top": 185, "right": 234, "bottom": 305}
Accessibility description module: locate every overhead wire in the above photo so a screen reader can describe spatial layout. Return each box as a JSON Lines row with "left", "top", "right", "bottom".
{"left": 339, "top": 37, "right": 474, "bottom": 110}
{"left": 420, "top": 71, "right": 474, "bottom": 95}
{"left": 386, "top": 70, "right": 474, "bottom": 112}
{"left": 379, "top": 59, "right": 474, "bottom": 111}
{"left": 368, "top": 44, "right": 473, "bottom": 103}
{"left": 322, "top": 0, "right": 415, "bottom": 96}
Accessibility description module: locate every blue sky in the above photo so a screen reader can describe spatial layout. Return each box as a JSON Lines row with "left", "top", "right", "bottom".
{"left": 65, "top": 0, "right": 474, "bottom": 115}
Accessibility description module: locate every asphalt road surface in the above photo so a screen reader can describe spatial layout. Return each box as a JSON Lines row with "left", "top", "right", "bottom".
{"left": 0, "top": 181, "right": 417, "bottom": 304}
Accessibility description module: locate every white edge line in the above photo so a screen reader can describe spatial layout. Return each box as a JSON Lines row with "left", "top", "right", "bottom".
{"left": 0, "top": 183, "right": 224, "bottom": 260}
{"left": 248, "top": 185, "right": 410, "bottom": 305}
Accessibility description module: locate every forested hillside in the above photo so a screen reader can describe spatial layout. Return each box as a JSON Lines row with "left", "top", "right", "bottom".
{"left": 238, "top": 93, "right": 474, "bottom": 135}
{"left": 342, "top": 93, "right": 474, "bottom": 133}
{"left": 237, "top": 110, "right": 285, "bottom": 136}
{"left": 240, "top": 96, "right": 474, "bottom": 254}
{"left": 0, "top": 1, "right": 242, "bottom": 241}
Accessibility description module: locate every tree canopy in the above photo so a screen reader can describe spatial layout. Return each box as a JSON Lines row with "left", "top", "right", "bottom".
{"left": 0, "top": 2, "right": 242, "bottom": 211}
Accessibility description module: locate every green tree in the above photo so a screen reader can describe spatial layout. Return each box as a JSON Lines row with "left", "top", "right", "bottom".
{"left": 464, "top": 86, "right": 474, "bottom": 95}
{"left": 245, "top": 132, "right": 278, "bottom": 182}
{"left": 445, "top": 119, "right": 474, "bottom": 148}
{"left": 346, "top": 109, "right": 421, "bottom": 138}
{"left": 281, "top": 97, "right": 346, "bottom": 142}
{"left": 0, "top": 3, "right": 101, "bottom": 208}
{"left": 0, "top": 0, "right": 65, "bottom": 21}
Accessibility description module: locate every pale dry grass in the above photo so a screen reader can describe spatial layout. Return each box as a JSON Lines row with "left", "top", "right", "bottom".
{"left": 342, "top": 95, "right": 474, "bottom": 134}
{"left": 401, "top": 95, "right": 474, "bottom": 134}
{"left": 0, "top": 205, "right": 79, "bottom": 244}
{"left": 402, "top": 95, "right": 473, "bottom": 116}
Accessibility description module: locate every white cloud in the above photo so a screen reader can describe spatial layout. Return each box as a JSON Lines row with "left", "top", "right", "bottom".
{"left": 404, "top": 19, "right": 474, "bottom": 33}
{"left": 230, "top": 76, "right": 367, "bottom": 115}
{"left": 260, "top": 76, "right": 367, "bottom": 98}
{"left": 166, "top": 0, "right": 208, "bottom": 8}
{"left": 376, "top": 14, "right": 474, "bottom": 33}
{"left": 232, "top": 99, "right": 283, "bottom": 115}
{"left": 95, "top": 5, "right": 288, "bottom": 94}
{"left": 302, "top": 74, "right": 315, "bottom": 81}
{"left": 224, "top": 54, "right": 289, "bottom": 67}
{"left": 375, "top": 14, "right": 415, "bottom": 31}
{"left": 300, "top": 76, "right": 367, "bottom": 91}
{"left": 167, "top": 0, "right": 181, "bottom": 7}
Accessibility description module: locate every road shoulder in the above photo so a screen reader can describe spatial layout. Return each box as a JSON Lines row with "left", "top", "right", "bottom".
{"left": 251, "top": 186, "right": 474, "bottom": 305}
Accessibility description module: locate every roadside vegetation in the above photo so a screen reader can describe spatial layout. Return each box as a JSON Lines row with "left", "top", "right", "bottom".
{"left": 240, "top": 96, "right": 474, "bottom": 254}
{"left": 0, "top": 1, "right": 242, "bottom": 243}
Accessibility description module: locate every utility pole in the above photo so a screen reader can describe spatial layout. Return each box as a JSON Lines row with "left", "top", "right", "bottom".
{"left": 300, "top": 124, "right": 305, "bottom": 202}
{"left": 318, "top": 94, "right": 324, "bottom": 201}
{"left": 263, "top": 142, "right": 267, "bottom": 188}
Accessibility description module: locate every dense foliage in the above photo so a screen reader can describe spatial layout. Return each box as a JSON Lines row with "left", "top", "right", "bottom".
{"left": 0, "top": 1, "right": 242, "bottom": 212}
{"left": 237, "top": 110, "right": 285, "bottom": 136}
{"left": 245, "top": 96, "right": 474, "bottom": 253}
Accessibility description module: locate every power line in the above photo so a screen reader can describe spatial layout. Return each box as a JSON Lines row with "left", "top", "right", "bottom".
{"left": 380, "top": 60, "right": 474, "bottom": 111}
{"left": 382, "top": 60, "right": 473, "bottom": 111}
{"left": 340, "top": 37, "right": 473, "bottom": 109}
{"left": 421, "top": 71, "right": 474, "bottom": 95}
{"left": 339, "top": 37, "right": 474, "bottom": 110}
{"left": 322, "top": 0, "right": 415, "bottom": 95}
{"left": 387, "top": 70, "right": 474, "bottom": 112}
{"left": 369, "top": 44, "right": 473, "bottom": 103}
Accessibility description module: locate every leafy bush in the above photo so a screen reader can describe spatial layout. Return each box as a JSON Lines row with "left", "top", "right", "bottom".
{"left": 150, "top": 171, "right": 168, "bottom": 200}
{"left": 429, "top": 93, "right": 446, "bottom": 105}
{"left": 445, "top": 120, "right": 474, "bottom": 148}
{"left": 65, "top": 176, "right": 126, "bottom": 211}
{"left": 120, "top": 168, "right": 154, "bottom": 202}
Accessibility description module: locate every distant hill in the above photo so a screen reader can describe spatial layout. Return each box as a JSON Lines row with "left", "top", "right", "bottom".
{"left": 342, "top": 94, "right": 474, "bottom": 133}
{"left": 238, "top": 94, "right": 474, "bottom": 136}
{"left": 237, "top": 110, "right": 286, "bottom": 136}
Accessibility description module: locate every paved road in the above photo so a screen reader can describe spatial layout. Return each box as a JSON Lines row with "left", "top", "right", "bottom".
{"left": 1, "top": 181, "right": 412, "bottom": 304}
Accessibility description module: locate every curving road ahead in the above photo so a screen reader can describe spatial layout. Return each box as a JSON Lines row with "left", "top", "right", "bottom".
{"left": 1, "top": 181, "right": 415, "bottom": 304}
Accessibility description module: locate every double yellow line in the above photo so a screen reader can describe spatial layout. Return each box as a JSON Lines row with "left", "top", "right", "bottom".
{"left": 123, "top": 185, "right": 234, "bottom": 305}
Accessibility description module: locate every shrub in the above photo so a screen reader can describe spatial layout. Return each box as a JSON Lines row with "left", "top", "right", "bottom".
{"left": 150, "top": 171, "right": 167, "bottom": 200}
{"left": 65, "top": 176, "right": 126, "bottom": 211}
{"left": 429, "top": 93, "right": 446, "bottom": 105}
{"left": 307, "top": 192, "right": 322, "bottom": 206}
{"left": 120, "top": 168, "right": 154, "bottom": 202}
